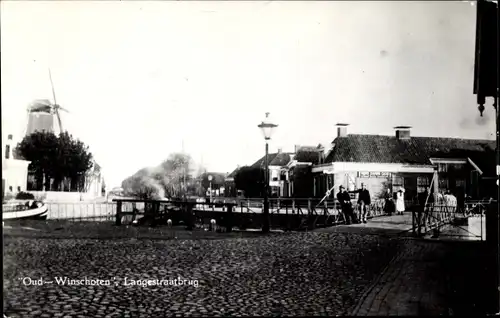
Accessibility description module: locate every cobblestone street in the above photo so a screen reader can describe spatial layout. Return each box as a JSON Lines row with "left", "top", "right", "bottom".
{"left": 3, "top": 229, "right": 408, "bottom": 317}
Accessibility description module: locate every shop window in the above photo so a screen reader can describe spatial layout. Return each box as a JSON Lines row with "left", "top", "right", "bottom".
{"left": 455, "top": 179, "right": 465, "bottom": 188}
{"left": 417, "top": 176, "right": 430, "bottom": 193}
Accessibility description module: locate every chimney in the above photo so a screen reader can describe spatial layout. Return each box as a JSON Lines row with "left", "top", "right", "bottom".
{"left": 277, "top": 148, "right": 282, "bottom": 154}
{"left": 5, "top": 134, "right": 13, "bottom": 159}
{"left": 394, "top": 126, "right": 411, "bottom": 140}
{"left": 336, "top": 123, "right": 349, "bottom": 138}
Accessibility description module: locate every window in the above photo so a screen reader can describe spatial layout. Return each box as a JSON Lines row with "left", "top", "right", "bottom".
{"left": 392, "top": 175, "right": 404, "bottom": 187}
{"left": 455, "top": 179, "right": 465, "bottom": 188}
{"left": 438, "top": 163, "right": 448, "bottom": 172}
{"left": 5, "top": 145, "right": 10, "bottom": 159}
{"left": 439, "top": 178, "right": 449, "bottom": 191}
{"left": 417, "top": 176, "right": 430, "bottom": 193}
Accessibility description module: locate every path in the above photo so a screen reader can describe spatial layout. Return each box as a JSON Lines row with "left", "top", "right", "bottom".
{"left": 349, "top": 239, "right": 449, "bottom": 316}
{"left": 317, "top": 212, "right": 489, "bottom": 316}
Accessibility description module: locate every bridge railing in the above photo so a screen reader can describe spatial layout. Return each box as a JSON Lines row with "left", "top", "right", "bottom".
{"left": 39, "top": 197, "right": 392, "bottom": 230}
{"left": 411, "top": 201, "right": 487, "bottom": 241}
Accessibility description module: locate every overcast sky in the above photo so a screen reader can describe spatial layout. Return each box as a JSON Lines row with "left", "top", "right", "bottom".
{"left": 1, "top": 1, "right": 494, "bottom": 188}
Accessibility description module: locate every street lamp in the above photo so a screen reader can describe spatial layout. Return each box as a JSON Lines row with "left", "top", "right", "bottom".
{"left": 258, "top": 112, "right": 278, "bottom": 233}
{"left": 208, "top": 175, "right": 213, "bottom": 204}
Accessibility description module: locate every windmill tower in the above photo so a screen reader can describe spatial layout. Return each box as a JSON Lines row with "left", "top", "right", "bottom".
{"left": 25, "top": 69, "right": 69, "bottom": 136}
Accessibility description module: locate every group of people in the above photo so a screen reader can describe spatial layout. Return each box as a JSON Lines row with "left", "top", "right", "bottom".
{"left": 335, "top": 184, "right": 408, "bottom": 225}
{"left": 336, "top": 183, "right": 374, "bottom": 224}
{"left": 335, "top": 182, "right": 459, "bottom": 227}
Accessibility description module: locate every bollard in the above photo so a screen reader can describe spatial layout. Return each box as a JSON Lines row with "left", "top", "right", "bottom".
{"left": 167, "top": 219, "right": 173, "bottom": 228}
{"left": 210, "top": 219, "right": 216, "bottom": 232}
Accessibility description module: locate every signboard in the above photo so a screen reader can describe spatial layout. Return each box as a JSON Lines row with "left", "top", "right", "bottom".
{"left": 269, "top": 181, "right": 281, "bottom": 187}
{"left": 359, "top": 172, "right": 391, "bottom": 178}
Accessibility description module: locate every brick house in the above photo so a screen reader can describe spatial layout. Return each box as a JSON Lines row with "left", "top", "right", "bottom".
{"left": 226, "top": 146, "right": 322, "bottom": 198}
{"left": 250, "top": 149, "right": 294, "bottom": 197}
{"left": 311, "top": 124, "right": 496, "bottom": 203}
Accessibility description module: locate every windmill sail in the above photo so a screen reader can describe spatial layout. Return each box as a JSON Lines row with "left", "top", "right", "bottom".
{"left": 49, "top": 68, "right": 63, "bottom": 133}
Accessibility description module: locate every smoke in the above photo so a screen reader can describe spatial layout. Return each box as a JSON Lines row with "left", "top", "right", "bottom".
{"left": 122, "top": 152, "right": 204, "bottom": 199}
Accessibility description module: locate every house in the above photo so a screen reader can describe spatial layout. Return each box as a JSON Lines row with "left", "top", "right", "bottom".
{"left": 250, "top": 148, "right": 294, "bottom": 197}
{"left": 281, "top": 145, "right": 325, "bottom": 198}
{"left": 310, "top": 124, "right": 496, "bottom": 202}
{"left": 224, "top": 166, "right": 240, "bottom": 197}
{"left": 227, "top": 146, "right": 323, "bottom": 198}
{"left": 2, "top": 134, "right": 31, "bottom": 199}
{"left": 199, "top": 172, "right": 227, "bottom": 196}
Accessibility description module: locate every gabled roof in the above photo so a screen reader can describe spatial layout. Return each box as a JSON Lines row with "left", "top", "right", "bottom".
{"left": 226, "top": 167, "right": 240, "bottom": 179}
{"left": 324, "top": 134, "right": 495, "bottom": 167}
{"left": 294, "top": 149, "right": 322, "bottom": 164}
{"left": 251, "top": 152, "right": 293, "bottom": 168}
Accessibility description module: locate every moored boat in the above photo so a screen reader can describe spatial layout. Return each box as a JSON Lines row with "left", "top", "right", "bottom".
{"left": 2, "top": 200, "right": 48, "bottom": 221}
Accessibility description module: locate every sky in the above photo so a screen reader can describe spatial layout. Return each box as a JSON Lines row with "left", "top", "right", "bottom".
{"left": 1, "top": 1, "right": 495, "bottom": 189}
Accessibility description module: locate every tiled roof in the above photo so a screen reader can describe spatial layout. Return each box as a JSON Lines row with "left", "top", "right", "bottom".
{"left": 294, "top": 150, "right": 322, "bottom": 164}
{"left": 251, "top": 152, "right": 293, "bottom": 168}
{"left": 226, "top": 167, "right": 240, "bottom": 179}
{"left": 324, "top": 134, "right": 495, "bottom": 166}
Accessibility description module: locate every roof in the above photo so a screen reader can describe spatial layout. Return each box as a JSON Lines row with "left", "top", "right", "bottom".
{"left": 324, "top": 134, "right": 495, "bottom": 167}
{"left": 251, "top": 152, "right": 293, "bottom": 168}
{"left": 226, "top": 167, "right": 240, "bottom": 179}
{"left": 200, "top": 172, "right": 226, "bottom": 184}
{"left": 294, "top": 149, "right": 322, "bottom": 164}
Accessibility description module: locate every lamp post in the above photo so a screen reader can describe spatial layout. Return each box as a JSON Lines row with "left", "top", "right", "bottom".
{"left": 258, "top": 112, "right": 278, "bottom": 233}
{"left": 208, "top": 175, "right": 213, "bottom": 203}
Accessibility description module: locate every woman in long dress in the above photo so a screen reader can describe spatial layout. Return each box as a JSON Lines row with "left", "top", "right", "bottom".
{"left": 396, "top": 188, "right": 405, "bottom": 215}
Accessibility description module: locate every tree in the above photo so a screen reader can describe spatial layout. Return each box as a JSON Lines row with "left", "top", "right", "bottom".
{"left": 234, "top": 166, "right": 265, "bottom": 198}
{"left": 121, "top": 169, "right": 165, "bottom": 200}
{"left": 121, "top": 152, "right": 206, "bottom": 200}
{"left": 15, "top": 131, "right": 94, "bottom": 191}
{"left": 15, "top": 131, "right": 59, "bottom": 190}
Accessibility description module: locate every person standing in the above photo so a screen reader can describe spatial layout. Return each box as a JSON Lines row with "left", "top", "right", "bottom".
{"left": 349, "top": 183, "right": 371, "bottom": 223}
{"left": 337, "top": 185, "right": 357, "bottom": 225}
{"left": 384, "top": 188, "right": 394, "bottom": 216}
{"left": 396, "top": 188, "right": 405, "bottom": 215}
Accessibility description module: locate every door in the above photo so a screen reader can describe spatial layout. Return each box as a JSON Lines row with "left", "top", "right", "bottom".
{"left": 357, "top": 177, "right": 386, "bottom": 200}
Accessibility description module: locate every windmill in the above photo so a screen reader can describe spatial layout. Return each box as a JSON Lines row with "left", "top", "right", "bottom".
{"left": 25, "top": 69, "right": 69, "bottom": 136}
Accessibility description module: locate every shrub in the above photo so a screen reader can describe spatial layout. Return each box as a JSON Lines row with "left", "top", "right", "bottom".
{"left": 15, "top": 191, "right": 35, "bottom": 200}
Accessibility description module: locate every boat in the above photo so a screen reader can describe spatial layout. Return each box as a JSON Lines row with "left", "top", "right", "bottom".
{"left": 2, "top": 200, "right": 48, "bottom": 221}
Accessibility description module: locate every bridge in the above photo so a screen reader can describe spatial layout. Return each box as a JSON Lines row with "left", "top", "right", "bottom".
{"left": 112, "top": 197, "right": 488, "bottom": 241}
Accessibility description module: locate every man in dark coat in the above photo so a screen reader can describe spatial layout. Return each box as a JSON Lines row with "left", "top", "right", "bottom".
{"left": 349, "top": 183, "right": 371, "bottom": 223}
{"left": 337, "top": 185, "right": 357, "bottom": 224}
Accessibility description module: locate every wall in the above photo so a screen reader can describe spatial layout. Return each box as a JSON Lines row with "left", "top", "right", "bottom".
{"left": 28, "top": 191, "right": 103, "bottom": 202}
{"left": 2, "top": 159, "right": 30, "bottom": 194}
